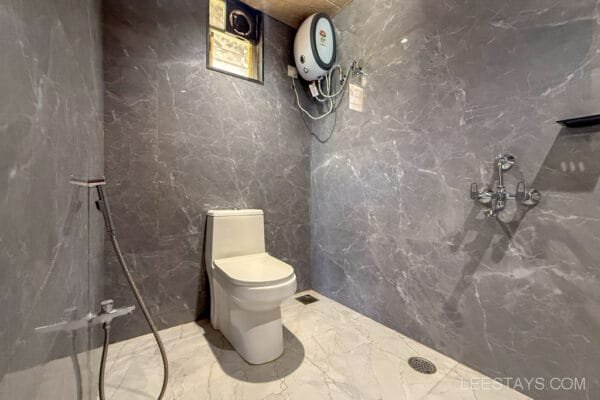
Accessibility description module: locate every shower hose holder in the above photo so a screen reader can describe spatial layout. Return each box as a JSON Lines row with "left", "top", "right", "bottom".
{"left": 470, "top": 153, "right": 541, "bottom": 217}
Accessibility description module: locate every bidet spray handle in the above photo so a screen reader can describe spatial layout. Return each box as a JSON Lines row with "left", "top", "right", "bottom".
{"left": 96, "top": 185, "right": 117, "bottom": 235}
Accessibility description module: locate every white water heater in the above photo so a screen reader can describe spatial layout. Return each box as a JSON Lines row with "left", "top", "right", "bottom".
{"left": 294, "top": 13, "right": 336, "bottom": 81}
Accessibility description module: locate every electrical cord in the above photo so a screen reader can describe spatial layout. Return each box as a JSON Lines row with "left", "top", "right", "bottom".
{"left": 297, "top": 69, "right": 352, "bottom": 143}
{"left": 292, "top": 78, "right": 333, "bottom": 120}
{"left": 317, "top": 65, "right": 351, "bottom": 98}
{"left": 301, "top": 106, "right": 337, "bottom": 144}
{"left": 292, "top": 61, "right": 355, "bottom": 142}
{"left": 292, "top": 61, "right": 355, "bottom": 120}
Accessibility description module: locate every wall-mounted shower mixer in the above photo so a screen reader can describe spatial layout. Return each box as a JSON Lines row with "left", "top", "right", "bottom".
{"left": 470, "top": 154, "right": 541, "bottom": 217}
{"left": 35, "top": 300, "right": 135, "bottom": 334}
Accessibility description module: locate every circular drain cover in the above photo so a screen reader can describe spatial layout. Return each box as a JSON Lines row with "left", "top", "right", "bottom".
{"left": 408, "top": 357, "right": 437, "bottom": 374}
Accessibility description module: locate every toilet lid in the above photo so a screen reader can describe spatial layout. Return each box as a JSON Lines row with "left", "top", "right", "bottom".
{"left": 213, "top": 253, "right": 295, "bottom": 286}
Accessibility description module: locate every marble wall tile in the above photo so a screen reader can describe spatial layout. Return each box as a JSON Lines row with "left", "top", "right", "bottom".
{"left": 103, "top": 0, "right": 311, "bottom": 342}
{"left": 312, "top": 0, "right": 600, "bottom": 399}
{"left": 0, "top": 0, "right": 104, "bottom": 399}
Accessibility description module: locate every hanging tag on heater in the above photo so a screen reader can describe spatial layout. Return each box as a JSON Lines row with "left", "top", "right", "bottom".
{"left": 309, "top": 82, "right": 319, "bottom": 97}
{"left": 349, "top": 84, "right": 364, "bottom": 112}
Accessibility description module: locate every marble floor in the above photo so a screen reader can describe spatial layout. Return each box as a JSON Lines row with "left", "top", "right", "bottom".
{"left": 103, "top": 290, "right": 531, "bottom": 400}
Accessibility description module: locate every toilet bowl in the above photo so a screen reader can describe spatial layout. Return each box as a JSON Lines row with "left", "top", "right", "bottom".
{"left": 205, "top": 209, "right": 297, "bottom": 364}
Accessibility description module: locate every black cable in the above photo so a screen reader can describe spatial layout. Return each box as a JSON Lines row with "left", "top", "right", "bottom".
{"left": 301, "top": 105, "right": 337, "bottom": 144}
{"left": 299, "top": 72, "right": 350, "bottom": 144}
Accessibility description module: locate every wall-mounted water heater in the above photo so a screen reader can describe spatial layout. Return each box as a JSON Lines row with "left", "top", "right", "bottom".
{"left": 291, "top": 13, "right": 360, "bottom": 141}
{"left": 294, "top": 13, "right": 337, "bottom": 81}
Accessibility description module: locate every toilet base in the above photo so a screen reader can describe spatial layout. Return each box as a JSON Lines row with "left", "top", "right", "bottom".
{"left": 226, "top": 306, "right": 284, "bottom": 364}
{"left": 211, "top": 277, "right": 295, "bottom": 364}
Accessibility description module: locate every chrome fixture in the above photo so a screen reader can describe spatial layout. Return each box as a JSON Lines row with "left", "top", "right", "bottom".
{"left": 35, "top": 301, "right": 135, "bottom": 334}
{"left": 470, "top": 153, "right": 540, "bottom": 217}
{"left": 95, "top": 299, "right": 136, "bottom": 326}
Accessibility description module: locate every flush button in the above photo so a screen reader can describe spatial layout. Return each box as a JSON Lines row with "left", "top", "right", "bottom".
{"left": 303, "top": 67, "right": 309, "bottom": 73}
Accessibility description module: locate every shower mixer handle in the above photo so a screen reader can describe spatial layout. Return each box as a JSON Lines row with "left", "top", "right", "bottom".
{"left": 470, "top": 183, "right": 496, "bottom": 206}
{"left": 101, "top": 299, "right": 114, "bottom": 313}
{"left": 515, "top": 181, "right": 541, "bottom": 206}
{"left": 93, "top": 300, "right": 135, "bottom": 326}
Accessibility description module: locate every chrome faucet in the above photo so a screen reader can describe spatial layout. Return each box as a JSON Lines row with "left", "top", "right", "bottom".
{"left": 471, "top": 154, "right": 540, "bottom": 217}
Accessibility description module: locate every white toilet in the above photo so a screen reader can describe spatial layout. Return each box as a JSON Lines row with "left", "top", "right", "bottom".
{"left": 205, "top": 209, "right": 297, "bottom": 364}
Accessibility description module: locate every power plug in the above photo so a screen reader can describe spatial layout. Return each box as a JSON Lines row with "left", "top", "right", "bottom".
{"left": 287, "top": 65, "right": 298, "bottom": 78}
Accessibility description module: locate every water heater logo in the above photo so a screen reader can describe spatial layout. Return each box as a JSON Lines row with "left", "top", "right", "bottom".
{"left": 319, "top": 29, "right": 327, "bottom": 45}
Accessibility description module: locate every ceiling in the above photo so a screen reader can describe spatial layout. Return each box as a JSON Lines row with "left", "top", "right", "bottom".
{"left": 244, "top": 0, "right": 352, "bottom": 28}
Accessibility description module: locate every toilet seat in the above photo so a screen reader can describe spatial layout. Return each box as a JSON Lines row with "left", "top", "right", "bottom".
{"left": 213, "top": 253, "right": 294, "bottom": 287}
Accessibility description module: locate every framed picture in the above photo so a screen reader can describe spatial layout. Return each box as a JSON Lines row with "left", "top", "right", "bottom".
{"left": 207, "top": 0, "right": 264, "bottom": 84}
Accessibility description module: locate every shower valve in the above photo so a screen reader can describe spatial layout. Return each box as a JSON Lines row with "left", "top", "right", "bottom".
{"left": 35, "top": 301, "right": 135, "bottom": 334}
{"left": 470, "top": 153, "right": 540, "bottom": 217}
{"left": 93, "top": 300, "right": 135, "bottom": 326}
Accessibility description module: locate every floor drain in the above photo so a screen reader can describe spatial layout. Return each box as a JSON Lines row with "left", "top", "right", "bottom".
{"left": 408, "top": 357, "right": 437, "bottom": 374}
{"left": 295, "top": 294, "right": 319, "bottom": 305}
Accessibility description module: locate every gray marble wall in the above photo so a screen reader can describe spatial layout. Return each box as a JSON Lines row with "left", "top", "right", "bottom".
{"left": 0, "top": 1, "right": 104, "bottom": 399}
{"left": 103, "top": 0, "right": 310, "bottom": 341}
{"left": 311, "top": 1, "right": 600, "bottom": 399}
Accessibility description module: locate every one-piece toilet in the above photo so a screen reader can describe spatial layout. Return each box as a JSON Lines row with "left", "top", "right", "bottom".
{"left": 205, "top": 209, "right": 297, "bottom": 364}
